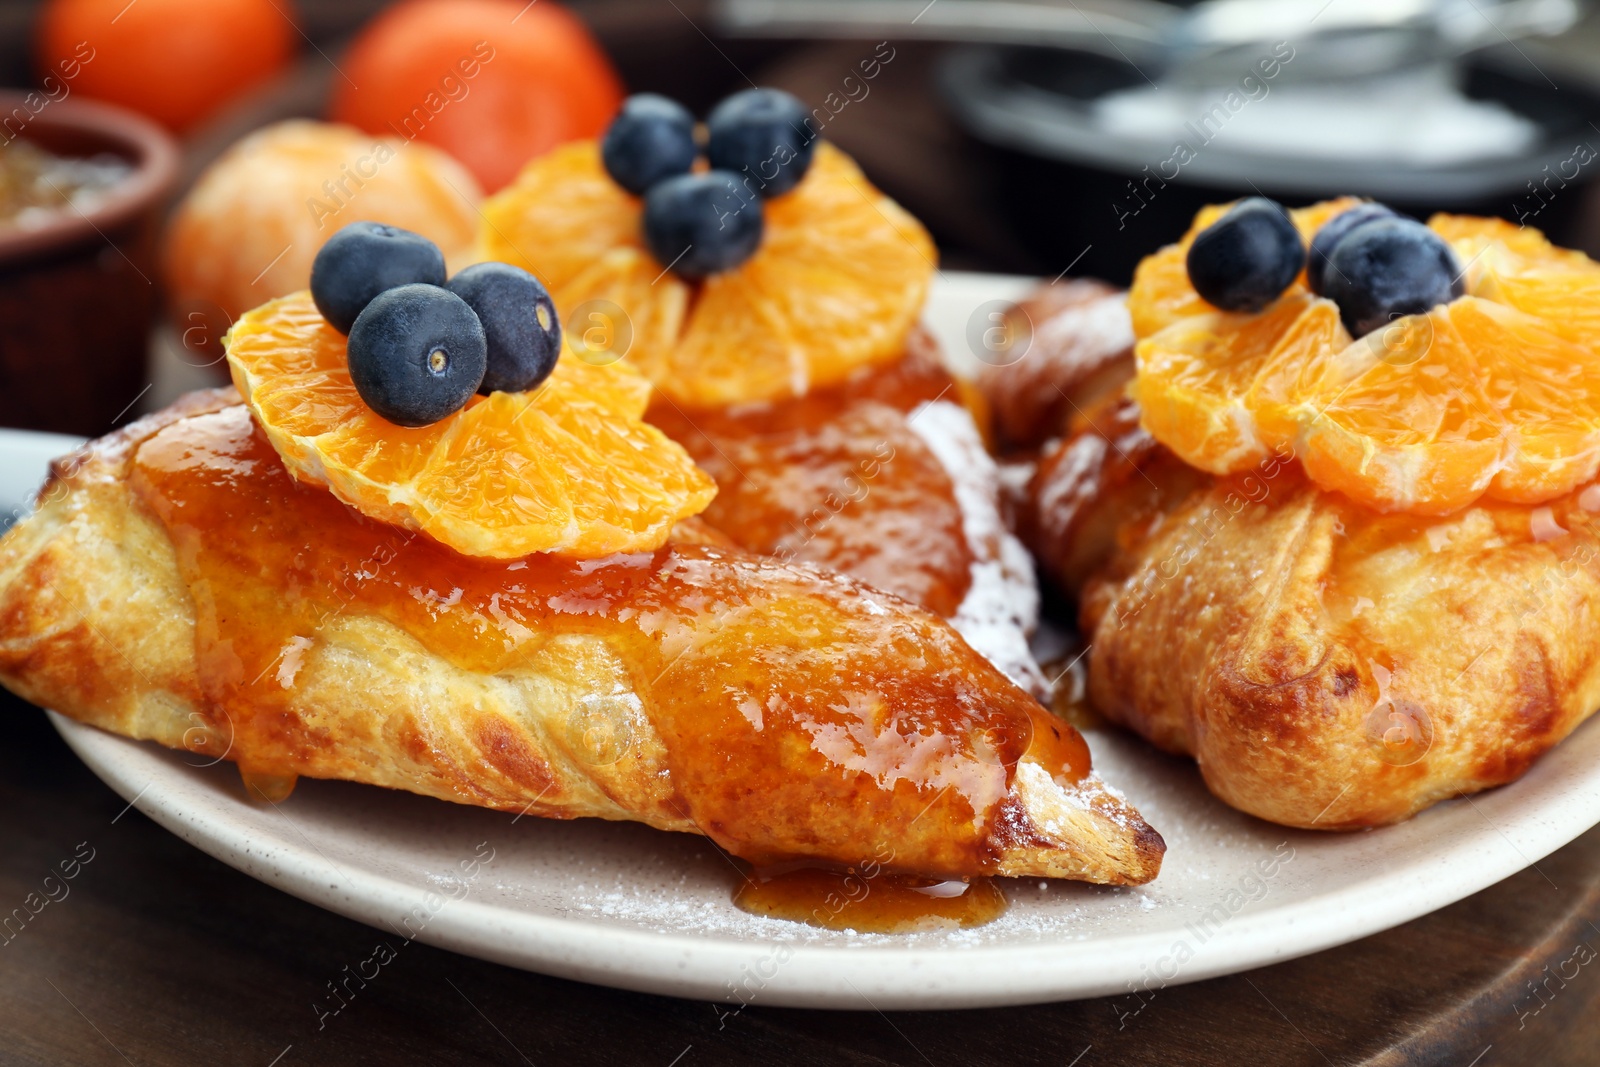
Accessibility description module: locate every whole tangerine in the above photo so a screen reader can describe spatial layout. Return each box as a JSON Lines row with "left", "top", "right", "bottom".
{"left": 329, "top": 0, "right": 623, "bottom": 192}
{"left": 162, "top": 119, "right": 483, "bottom": 359}
{"left": 36, "top": 0, "right": 297, "bottom": 133}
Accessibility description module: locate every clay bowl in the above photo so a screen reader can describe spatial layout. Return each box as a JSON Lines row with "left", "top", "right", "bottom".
{"left": 0, "top": 94, "right": 178, "bottom": 435}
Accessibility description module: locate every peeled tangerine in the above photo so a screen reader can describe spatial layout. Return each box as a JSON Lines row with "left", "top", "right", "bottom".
{"left": 163, "top": 121, "right": 483, "bottom": 352}
{"left": 1128, "top": 206, "right": 1600, "bottom": 515}
{"left": 477, "top": 141, "right": 935, "bottom": 409}
{"left": 225, "top": 292, "right": 715, "bottom": 559}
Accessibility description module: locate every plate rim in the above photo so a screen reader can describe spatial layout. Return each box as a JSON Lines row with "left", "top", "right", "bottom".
{"left": 48, "top": 704, "right": 1600, "bottom": 1011}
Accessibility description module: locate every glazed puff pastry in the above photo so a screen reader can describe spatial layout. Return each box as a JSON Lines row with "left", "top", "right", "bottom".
{"left": 647, "top": 328, "right": 1049, "bottom": 700}
{"left": 0, "top": 389, "right": 1163, "bottom": 884}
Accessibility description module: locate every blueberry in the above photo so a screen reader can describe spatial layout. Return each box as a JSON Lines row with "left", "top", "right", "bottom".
{"left": 311, "top": 221, "right": 447, "bottom": 334}
{"left": 1185, "top": 198, "right": 1305, "bottom": 313}
{"left": 347, "top": 284, "right": 486, "bottom": 427}
{"left": 1307, "top": 203, "right": 1400, "bottom": 295}
{"left": 601, "top": 94, "right": 699, "bottom": 196}
{"left": 642, "top": 171, "right": 763, "bottom": 280}
{"left": 445, "top": 262, "right": 561, "bottom": 394}
{"left": 1322, "top": 218, "right": 1464, "bottom": 337}
{"left": 706, "top": 88, "right": 815, "bottom": 199}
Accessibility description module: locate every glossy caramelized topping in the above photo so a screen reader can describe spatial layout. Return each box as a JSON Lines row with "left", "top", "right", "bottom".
{"left": 734, "top": 864, "right": 1009, "bottom": 933}
{"left": 1129, "top": 205, "right": 1600, "bottom": 516}
{"left": 646, "top": 331, "right": 974, "bottom": 616}
{"left": 129, "top": 404, "right": 1084, "bottom": 875}
{"left": 226, "top": 291, "right": 714, "bottom": 559}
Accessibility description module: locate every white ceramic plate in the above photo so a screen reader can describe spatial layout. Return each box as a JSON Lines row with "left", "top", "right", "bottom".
{"left": 22, "top": 273, "right": 1600, "bottom": 1010}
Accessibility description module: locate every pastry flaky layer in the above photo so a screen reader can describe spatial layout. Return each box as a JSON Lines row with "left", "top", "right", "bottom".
{"left": 1028, "top": 391, "right": 1600, "bottom": 830}
{"left": 0, "top": 389, "right": 1163, "bottom": 884}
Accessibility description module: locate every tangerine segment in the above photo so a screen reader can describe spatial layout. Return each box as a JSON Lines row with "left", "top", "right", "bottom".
{"left": 557, "top": 345, "right": 654, "bottom": 420}
{"left": 1436, "top": 218, "right": 1600, "bottom": 355}
{"left": 1126, "top": 198, "right": 1361, "bottom": 338}
{"left": 478, "top": 141, "right": 935, "bottom": 409}
{"left": 226, "top": 291, "right": 715, "bottom": 558}
{"left": 560, "top": 248, "right": 688, "bottom": 390}
{"left": 1450, "top": 298, "right": 1600, "bottom": 503}
{"left": 1134, "top": 294, "right": 1322, "bottom": 473}
{"left": 1429, "top": 213, "right": 1556, "bottom": 262}
{"left": 478, "top": 141, "right": 649, "bottom": 293}
{"left": 1288, "top": 198, "right": 1366, "bottom": 243}
{"left": 1243, "top": 297, "right": 1351, "bottom": 445}
{"left": 687, "top": 146, "right": 934, "bottom": 401}
{"left": 674, "top": 267, "right": 804, "bottom": 406}
{"left": 1127, "top": 242, "right": 1211, "bottom": 339}
{"left": 1297, "top": 305, "right": 1506, "bottom": 515}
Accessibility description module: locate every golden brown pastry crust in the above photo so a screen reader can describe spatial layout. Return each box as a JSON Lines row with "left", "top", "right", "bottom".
{"left": 1058, "top": 411, "right": 1600, "bottom": 828}
{"left": 0, "top": 390, "right": 1163, "bottom": 883}
{"left": 1019, "top": 392, "right": 1207, "bottom": 593}
{"left": 977, "top": 280, "right": 1134, "bottom": 455}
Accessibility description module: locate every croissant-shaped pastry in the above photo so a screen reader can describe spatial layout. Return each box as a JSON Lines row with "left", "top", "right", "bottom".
{"left": 0, "top": 389, "right": 1163, "bottom": 884}
{"left": 648, "top": 326, "right": 1048, "bottom": 698}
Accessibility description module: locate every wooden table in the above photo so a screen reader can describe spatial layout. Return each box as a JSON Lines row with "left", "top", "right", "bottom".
{"left": 4, "top": 691, "right": 1597, "bottom": 1067}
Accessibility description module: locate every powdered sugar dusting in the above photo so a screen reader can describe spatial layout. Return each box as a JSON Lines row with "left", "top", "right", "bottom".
{"left": 1035, "top": 433, "right": 1108, "bottom": 548}
{"left": 1031, "top": 292, "right": 1135, "bottom": 372}
{"left": 1015, "top": 762, "right": 1138, "bottom": 841}
{"left": 907, "top": 400, "right": 1048, "bottom": 698}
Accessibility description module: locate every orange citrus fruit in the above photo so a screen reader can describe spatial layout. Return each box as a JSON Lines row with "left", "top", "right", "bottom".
{"left": 478, "top": 141, "right": 935, "bottom": 409}
{"left": 163, "top": 120, "right": 483, "bottom": 356}
{"left": 1129, "top": 203, "right": 1600, "bottom": 513}
{"left": 1133, "top": 293, "right": 1345, "bottom": 474}
{"left": 1450, "top": 298, "right": 1600, "bottom": 504}
{"left": 37, "top": 0, "right": 296, "bottom": 132}
{"left": 1434, "top": 213, "right": 1600, "bottom": 354}
{"left": 329, "top": 0, "right": 622, "bottom": 193}
{"left": 1295, "top": 303, "right": 1506, "bottom": 514}
{"left": 225, "top": 291, "right": 714, "bottom": 558}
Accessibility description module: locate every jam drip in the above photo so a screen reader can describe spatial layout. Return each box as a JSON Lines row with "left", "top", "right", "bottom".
{"left": 733, "top": 862, "right": 1009, "bottom": 933}
{"left": 128, "top": 404, "right": 1081, "bottom": 877}
{"left": 646, "top": 331, "right": 975, "bottom": 617}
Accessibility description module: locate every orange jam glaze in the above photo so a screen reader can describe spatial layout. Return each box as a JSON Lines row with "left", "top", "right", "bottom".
{"left": 128, "top": 403, "right": 1083, "bottom": 877}
{"left": 645, "top": 328, "right": 975, "bottom": 618}
{"left": 734, "top": 863, "right": 1009, "bottom": 933}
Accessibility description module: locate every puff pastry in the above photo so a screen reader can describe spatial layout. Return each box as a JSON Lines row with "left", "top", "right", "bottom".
{"left": 976, "top": 279, "right": 1134, "bottom": 456}
{"left": 1021, "top": 382, "right": 1600, "bottom": 829}
{"left": 0, "top": 389, "right": 1163, "bottom": 883}
{"left": 649, "top": 327, "right": 1049, "bottom": 698}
